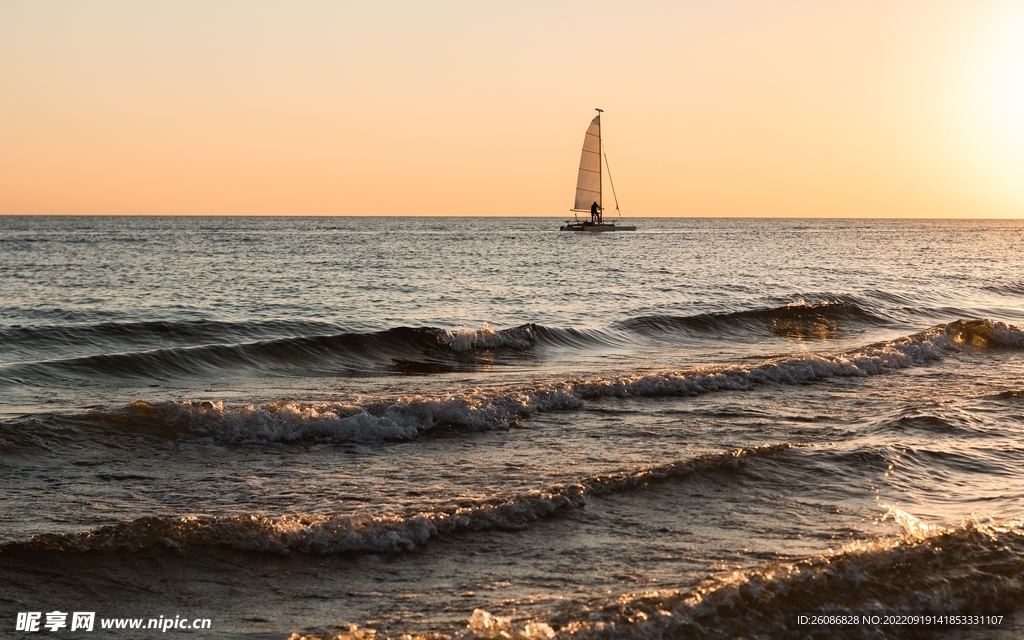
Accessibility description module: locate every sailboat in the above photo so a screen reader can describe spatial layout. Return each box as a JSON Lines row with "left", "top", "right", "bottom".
{"left": 560, "top": 109, "right": 636, "bottom": 232}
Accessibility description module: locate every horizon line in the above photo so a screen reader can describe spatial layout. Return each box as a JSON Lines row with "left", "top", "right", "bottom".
{"left": 1, "top": 214, "right": 1022, "bottom": 220}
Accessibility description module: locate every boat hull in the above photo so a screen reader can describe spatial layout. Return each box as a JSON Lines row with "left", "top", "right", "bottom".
{"left": 559, "top": 223, "right": 636, "bottom": 232}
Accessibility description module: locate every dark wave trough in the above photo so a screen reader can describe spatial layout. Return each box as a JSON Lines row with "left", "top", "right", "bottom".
{"left": 617, "top": 299, "right": 891, "bottom": 341}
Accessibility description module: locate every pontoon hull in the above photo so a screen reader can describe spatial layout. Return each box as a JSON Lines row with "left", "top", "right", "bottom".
{"left": 559, "top": 223, "right": 636, "bottom": 232}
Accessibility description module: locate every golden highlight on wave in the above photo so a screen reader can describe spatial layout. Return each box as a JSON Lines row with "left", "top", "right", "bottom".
{"left": 8, "top": 445, "right": 792, "bottom": 556}
{"left": 554, "top": 512, "right": 1024, "bottom": 639}
{"left": 288, "top": 511, "right": 1024, "bottom": 640}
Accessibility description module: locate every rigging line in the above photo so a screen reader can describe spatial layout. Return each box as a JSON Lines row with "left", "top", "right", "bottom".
{"left": 603, "top": 149, "right": 621, "bottom": 216}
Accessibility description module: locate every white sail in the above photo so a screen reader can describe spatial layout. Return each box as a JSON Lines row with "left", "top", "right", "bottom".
{"left": 573, "top": 115, "right": 601, "bottom": 211}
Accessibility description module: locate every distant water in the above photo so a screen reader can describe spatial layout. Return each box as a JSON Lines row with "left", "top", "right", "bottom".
{"left": 2, "top": 216, "right": 1024, "bottom": 639}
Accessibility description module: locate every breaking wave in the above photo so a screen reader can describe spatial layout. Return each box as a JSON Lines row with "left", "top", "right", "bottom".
{"left": 543, "top": 512, "right": 1024, "bottom": 639}
{"left": 0, "top": 323, "right": 541, "bottom": 382}
{"left": 0, "top": 299, "right": 909, "bottom": 382}
{"left": 282, "top": 512, "right": 1024, "bottom": 640}
{"left": 14, "top": 319, "right": 1017, "bottom": 445}
{"left": 1, "top": 445, "right": 789, "bottom": 555}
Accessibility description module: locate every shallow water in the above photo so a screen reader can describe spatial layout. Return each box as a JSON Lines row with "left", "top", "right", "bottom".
{"left": 2, "top": 216, "right": 1024, "bottom": 639}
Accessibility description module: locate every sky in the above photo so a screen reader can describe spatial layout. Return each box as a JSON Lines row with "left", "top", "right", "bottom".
{"left": 1, "top": 0, "right": 1023, "bottom": 217}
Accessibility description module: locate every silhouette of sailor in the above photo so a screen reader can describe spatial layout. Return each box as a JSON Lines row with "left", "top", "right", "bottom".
{"left": 590, "top": 201, "right": 601, "bottom": 223}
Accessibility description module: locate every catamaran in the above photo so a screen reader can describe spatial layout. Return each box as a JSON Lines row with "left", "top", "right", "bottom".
{"left": 560, "top": 109, "right": 636, "bottom": 232}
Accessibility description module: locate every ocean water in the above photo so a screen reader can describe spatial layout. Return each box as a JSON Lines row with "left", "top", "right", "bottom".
{"left": 2, "top": 215, "right": 1024, "bottom": 639}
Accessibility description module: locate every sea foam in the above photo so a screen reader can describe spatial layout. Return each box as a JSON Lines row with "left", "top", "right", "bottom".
{"left": 127, "top": 319, "right": 1023, "bottom": 444}
{"left": 283, "top": 513, "right": 1024, "bottom": 639}
{"left": 7, "top": 445, "right": 789, "bottom": 556}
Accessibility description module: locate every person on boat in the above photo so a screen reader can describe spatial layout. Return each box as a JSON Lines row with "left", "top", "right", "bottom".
{"left": 590, "top": 201, "right": 601, "bottom": 223}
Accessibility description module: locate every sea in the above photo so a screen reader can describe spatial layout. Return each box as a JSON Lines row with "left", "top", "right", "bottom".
{"left": 2, "top": 215, "right": 1024, "bottom": 639}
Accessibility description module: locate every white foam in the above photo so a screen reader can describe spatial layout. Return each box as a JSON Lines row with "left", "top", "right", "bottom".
{"left": 154, "top": 320, "right": 1021, "bottom": 444}
{"left": 161, "top": 391, "right": 552, "bottom": 443}
{"left": 496, "top": 513, "right": 1024, "bottom": 640}
{"left": 286, "top": 612, "right": 556, "bottom": 640}
{"left": 27, "top": 446, "right": 789, "bottom": 556}
{"left": 881, "top": 505, "right": 943, "bottom": 541}
{"left": 440, "top": 324, "right": 536, "bottom": 352}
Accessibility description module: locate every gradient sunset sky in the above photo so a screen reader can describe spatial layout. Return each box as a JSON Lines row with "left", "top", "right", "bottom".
{"left": 2, "top": 1, "right": 1023, "bottom": 217}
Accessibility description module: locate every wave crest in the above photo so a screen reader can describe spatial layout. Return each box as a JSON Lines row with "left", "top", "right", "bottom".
{"left": 285, "top": 514, "right": 1024, "bottom": 639}
{"left": 2, "top": 445, "right": 789, "bottom": 556}
{"left": 554, "top": 514, "right": 1024, "bottom": 639}
{"left": 440, "top": 324, "right": 538, "bottom": 352}
{"left": 14, "top": 320, "right": 1022, "bottom": 446}
{"left": 619, "top": 298, "right": 889, "bottom": 341}
{"left": 0, "top": 324, "right": 540, "bottom": 382}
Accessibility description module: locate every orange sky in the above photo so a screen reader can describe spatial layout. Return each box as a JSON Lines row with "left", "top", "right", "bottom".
{"left": 2, "top": 0, "right": 1022, "bottom": 217}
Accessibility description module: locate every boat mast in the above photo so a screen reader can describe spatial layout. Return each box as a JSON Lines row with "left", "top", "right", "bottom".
{"left": 595, "top": 108, "right": 603, "bottom": 223}
{"left": 595, "top": 109, "right": 621, "bottom": 218}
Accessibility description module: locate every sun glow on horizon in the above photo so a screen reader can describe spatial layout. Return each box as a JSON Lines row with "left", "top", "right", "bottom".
{"left": 956, "top": 5, "right": 1024, "bottom": 204}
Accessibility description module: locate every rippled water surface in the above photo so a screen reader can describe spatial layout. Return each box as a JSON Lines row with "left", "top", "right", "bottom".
{"left": 2, "top": 216, "right": 1024, "bottom": 639}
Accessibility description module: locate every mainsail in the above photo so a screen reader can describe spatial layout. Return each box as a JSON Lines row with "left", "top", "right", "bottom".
{"left": 573, "top": 115, "right": 601, "bottom": 211}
